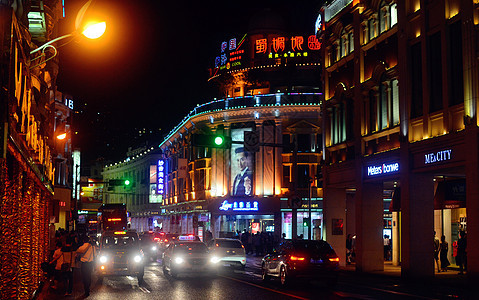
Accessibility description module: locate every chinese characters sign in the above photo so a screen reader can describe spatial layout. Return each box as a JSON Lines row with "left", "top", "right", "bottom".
{"left": 219, "top": 200, "right": 259, "bottom": 212}
{"left": 254, "top": 35, "right": 321, "bottom": 56}
{"left": 157, "top": 160, "right": 166, "bottom": 195}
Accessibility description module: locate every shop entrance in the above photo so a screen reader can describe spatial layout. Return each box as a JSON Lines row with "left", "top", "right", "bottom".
{"left": 216, "top": 214, "right": 274, "bottom": 238}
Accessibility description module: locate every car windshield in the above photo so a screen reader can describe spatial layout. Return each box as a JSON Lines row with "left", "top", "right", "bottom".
{"left": 103, "top": 236, "right": 138, "bottom": 249}
{"left": 216, "top": 240, "right": 243, "bottom": 248}
{"left": 175, "top": 243, "right": 208, "bottom": 254}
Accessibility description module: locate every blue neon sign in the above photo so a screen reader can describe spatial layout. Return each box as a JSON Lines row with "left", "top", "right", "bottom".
{"left": 219, "top": 200, "right": 259, "bottom": 212}
{"left": 157, "top": 159, "right": 166, "bottom": 195}
{"left": 367, "top": 162, "right": 399, "bottom": 177}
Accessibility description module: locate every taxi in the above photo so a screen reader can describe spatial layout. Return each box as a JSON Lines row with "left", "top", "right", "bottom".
{"left": 162, "top": 240, "right": 218, "bottom": 278}
{"left": 96, "top": 230, "right": 145, "bottom": 283}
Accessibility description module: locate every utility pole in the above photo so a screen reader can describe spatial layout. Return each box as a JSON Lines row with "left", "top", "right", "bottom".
{"left": 291, "top": 135, "right": 298, "bottom": 240}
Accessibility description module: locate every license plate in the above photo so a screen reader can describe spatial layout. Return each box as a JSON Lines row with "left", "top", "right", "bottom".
{"left": 310, "top": 259, "right": 323, "bottom": 264}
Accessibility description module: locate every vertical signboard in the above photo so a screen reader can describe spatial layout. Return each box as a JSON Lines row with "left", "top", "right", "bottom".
{"left": 231, "top": 128, "right": 254, "bottom": 196}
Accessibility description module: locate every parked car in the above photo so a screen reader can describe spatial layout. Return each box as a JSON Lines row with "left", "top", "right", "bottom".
{"left": 261, "top": 239, "right": 339, "bottom": 286}
{"left": 96, "top": 230, "right": 145, "bottom": 283}
{"left": 206, "top": 238, "right": 246, "bottom": 269}
{"left": 162, "top": 241, "right": 219, "bottom": 278}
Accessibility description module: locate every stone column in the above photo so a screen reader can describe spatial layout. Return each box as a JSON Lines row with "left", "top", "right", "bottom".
{"left": 323, "top": 187, "right": 346, "bottom": 266}
{"left": 355, "top": 182, "right": 384, "bottom": 272}
{"left": 401, "top": 172, "right": 434, "bottom": 279}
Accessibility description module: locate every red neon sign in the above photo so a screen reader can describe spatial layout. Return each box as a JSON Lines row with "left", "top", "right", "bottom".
{"left": 291, "top": 36, "right": 304, "bottom": 51}
{"left": 272, "top": 37, "right": 285, "bottom": 52}
{"left": 108, "top": 218, "right": 122, "bottom": 222}
{"left": 255, "top": 38, "right": 267, "bottom": 53}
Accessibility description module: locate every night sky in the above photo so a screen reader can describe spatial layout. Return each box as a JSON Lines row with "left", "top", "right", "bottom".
{"left": 57, "top": 0, "right": 321, "bottom": 165}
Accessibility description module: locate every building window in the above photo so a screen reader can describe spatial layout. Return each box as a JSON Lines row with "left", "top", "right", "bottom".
{"left": 340, "top": 30, "right": 354, "bottom": 58}
{"left": 379, "top": 1, "right": 397, "bottom": 34}
{"left": 368, "top": 17, "right": 377, "bottom": 41}
{"left": 428, "top": 32, "right": 443, "bottom": 112}
{"left": 282, "top": 165, "right": 290, "bottom": 188}
{"left": 377, "top": 77, "right": 400, "bottom": 130}
{"left": 331, "top": 103, "right": 346, "bottom": 145}
{"left": 411, "top": 42, "right": 423, "bottom": 118}
{"left": 448, "top": 21, "right": 463, "bottom": 106}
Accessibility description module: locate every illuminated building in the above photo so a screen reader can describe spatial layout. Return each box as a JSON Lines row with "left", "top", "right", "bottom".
{"left": 319, "top": 0, "right": 479, "bottom": 279}
{"left": 102, "top": 146, "right": 163, "bottom": 232}
{"left": 0, "top": 1, "right": 66, "bottom": 298}
{"left": 158, "top": 10, "right": 324, "bottom": 241}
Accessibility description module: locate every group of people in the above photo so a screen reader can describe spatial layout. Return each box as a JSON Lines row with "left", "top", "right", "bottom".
{"left": 240, "top": 230, "right": 278, "bottom": 256}
{"left": 47, "top": 229, "right": 96, "bottom": 297}
{"left": 434, "top": 230, "right": 467, "bottom": 274}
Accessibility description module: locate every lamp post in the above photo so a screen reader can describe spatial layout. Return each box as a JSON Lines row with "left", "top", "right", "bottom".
{"left": 30, "top": 0, "right": 106, "bottom": 63}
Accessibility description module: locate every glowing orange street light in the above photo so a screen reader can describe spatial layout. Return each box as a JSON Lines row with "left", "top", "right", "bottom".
{"left": 30, "top": 0, "right": 106, "bottom": 57}
{"left": 56, "top": 133, "right": 67, "bottom": 140}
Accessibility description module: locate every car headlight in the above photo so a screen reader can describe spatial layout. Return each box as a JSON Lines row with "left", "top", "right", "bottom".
{"left": 151, "top": 246, "right": 157, "bottom": 251}
{"left": 210, "top": 256, "right": 221, "bottom": 264}
{"left": 174, "top": 257, "right": 184, "bottom": 264}
{"left": 99, "top": 255, "right": 108, "bottom": 263}
{"left": 134, "top": 255, "right": 142, "bottom": 263}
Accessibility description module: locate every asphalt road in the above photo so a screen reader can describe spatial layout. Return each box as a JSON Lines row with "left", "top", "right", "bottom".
{"left": 40, "top": 255, "right": 477, "bottom": 300}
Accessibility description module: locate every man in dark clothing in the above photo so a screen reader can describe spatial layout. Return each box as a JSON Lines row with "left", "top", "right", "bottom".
{"left": 61, "top": 238, "right": 75, "bottom": 296}
{"left": 457, "top": 231, "right": 467, "bottom": 275}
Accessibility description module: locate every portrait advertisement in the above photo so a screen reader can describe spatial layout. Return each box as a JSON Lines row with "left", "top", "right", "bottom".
{"left": 231, "top": 128, "right": 254, "bottom": 196}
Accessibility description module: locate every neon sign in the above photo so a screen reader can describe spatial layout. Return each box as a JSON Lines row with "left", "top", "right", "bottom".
{"left": 425, "top": 149, "right": 452, "bottom": 164}
{"left": 219, "top": 200, "right": 259, "bottom": 212}
{"left": 157, "top": 159, "right": 166, "bottom": 195}
{"left": 367, "top": 162, "right": 399, "bottom": 176}
{"left": 255, "top": 35, "right": 321, "bottom": 54}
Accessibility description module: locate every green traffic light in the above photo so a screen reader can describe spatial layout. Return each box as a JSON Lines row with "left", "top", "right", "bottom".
{"left": 214, "top": 136, "right": 224, "bottom": 146}
{"left": 124, "top": 179, "right": 130, "bottom": 186}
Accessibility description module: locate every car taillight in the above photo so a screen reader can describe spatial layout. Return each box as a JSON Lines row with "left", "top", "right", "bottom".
{"left": 290, "top": 256, "right": 305, "bottom": 261}
{"left": 154, "top": 238, "right": 160, "bottom": 241}
{"left": 329, "top": 257, "right": 340, "bottom": 262}
{"left": 164, "top": 239, "right": 168, "bottom": 243}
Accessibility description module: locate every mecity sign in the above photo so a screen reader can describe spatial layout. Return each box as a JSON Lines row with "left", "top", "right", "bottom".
{"left": 424, "top": 149, "right": 452, "bottom": 165}
{"left": 367, "top": 162, "right": 400, "bottom": 177}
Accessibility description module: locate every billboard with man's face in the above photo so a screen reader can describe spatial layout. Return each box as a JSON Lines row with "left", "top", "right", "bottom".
{"left": 231, "top": 128, "right": 254, "bottom": 197}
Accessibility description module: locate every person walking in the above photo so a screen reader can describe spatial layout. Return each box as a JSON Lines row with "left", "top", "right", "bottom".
{"left": 76, "top": 236, "right": 96, "bottom": 297}
{"left": 434, "top": 231, "right": 441, "bottom": 272}
{"left": 456, "top": 231, "right": 467, "bottom": 275}
{"left": 440, "top": 235, "right": 450, "bottom": 272}
{"left": 49, "top": 241, "right": 64, "bottom": 290}
{"left": 60, "top": 238, "right": 75, "bottom": 296}
{"left": 346, "top": 234, "right": 353, "bottom": 265}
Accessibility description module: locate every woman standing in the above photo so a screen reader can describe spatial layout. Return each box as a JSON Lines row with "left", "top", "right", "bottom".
{"left": 440, "top": 235, "right": 450, "bottom": 272}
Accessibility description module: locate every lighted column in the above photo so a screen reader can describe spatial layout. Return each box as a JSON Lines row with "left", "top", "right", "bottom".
{"left": 323, "top": 187, "right": 346, "bottom": 266}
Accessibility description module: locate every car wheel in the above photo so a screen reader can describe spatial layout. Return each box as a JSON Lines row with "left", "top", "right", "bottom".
{"left": 261, "top": 265, "right": 269, "bottom": 281}
{"left": 170, "top": 267, "right": 177, "bottom": 278}
{"left": 279, "top": 266, "right": 288, "bottom": 286}
{"left": 97, "top": 276, "right": 103, "bottom": 284}
{"left": 240, "top": 264, "right": 246, "bottom": 271}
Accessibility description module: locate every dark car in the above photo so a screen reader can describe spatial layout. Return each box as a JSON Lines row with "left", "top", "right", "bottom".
{"left": 96, "top": 230, "right": 145, "bottom": 283}
{"left": 140, "top": 231, "right": 161, "bottom": 261}
{"left": 158, "top": 233, "right": 179, "bottom": 252}
{"left": 261, "top": 239, "right": 339, "bottom": 286}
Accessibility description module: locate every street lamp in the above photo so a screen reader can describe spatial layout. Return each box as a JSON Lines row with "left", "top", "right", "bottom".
{"left": 30, "top": 0, "right": 106, "bottom": 61}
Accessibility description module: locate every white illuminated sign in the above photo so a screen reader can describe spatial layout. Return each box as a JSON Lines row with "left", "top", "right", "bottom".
{"left": 425, "top": 149, "right": 452, "bottom": 164}
{"left": 219, "top": 200, "right": 259, "bottom": 212}
{"left": 367, "top": 162, "right": 399, "bottom": 177}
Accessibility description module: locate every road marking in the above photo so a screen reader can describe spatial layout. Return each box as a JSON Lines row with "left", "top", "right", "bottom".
{"left": 220, "top": 275, "right": 308, "bottom": 300}
{"left": 138, "top": 286, "right": 151, "bottom": 293}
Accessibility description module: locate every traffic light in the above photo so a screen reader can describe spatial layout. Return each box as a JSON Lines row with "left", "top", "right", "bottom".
{"left": 191, "top": 134, "right": 231, "bottom": 148}
{"left": 109, "top": 179, "right": 131, "bottom": 186}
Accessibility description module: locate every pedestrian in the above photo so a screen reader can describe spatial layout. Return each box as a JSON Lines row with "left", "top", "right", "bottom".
{"left": 76, "top": 236, "right": 96, "bottom": 297}
{"left": 60, "top": 237, "right": 75, "bottom": 296}
{"left": 440, "top": 235, "right": 450, "bottom": 272}
{"left": 346, "top": 234, "right": 353, "bottom": 265}
{"left": 49, "top": 241, "right": 63, "bottom": 290}
{"left": 383, "top": 235, "right": 391, "bottom": 261}
{"left": 456, "top": 231, "right": 467, "bottom": 275}
{"left": 434, "top": 231, "right": 441, "bottom": 272}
